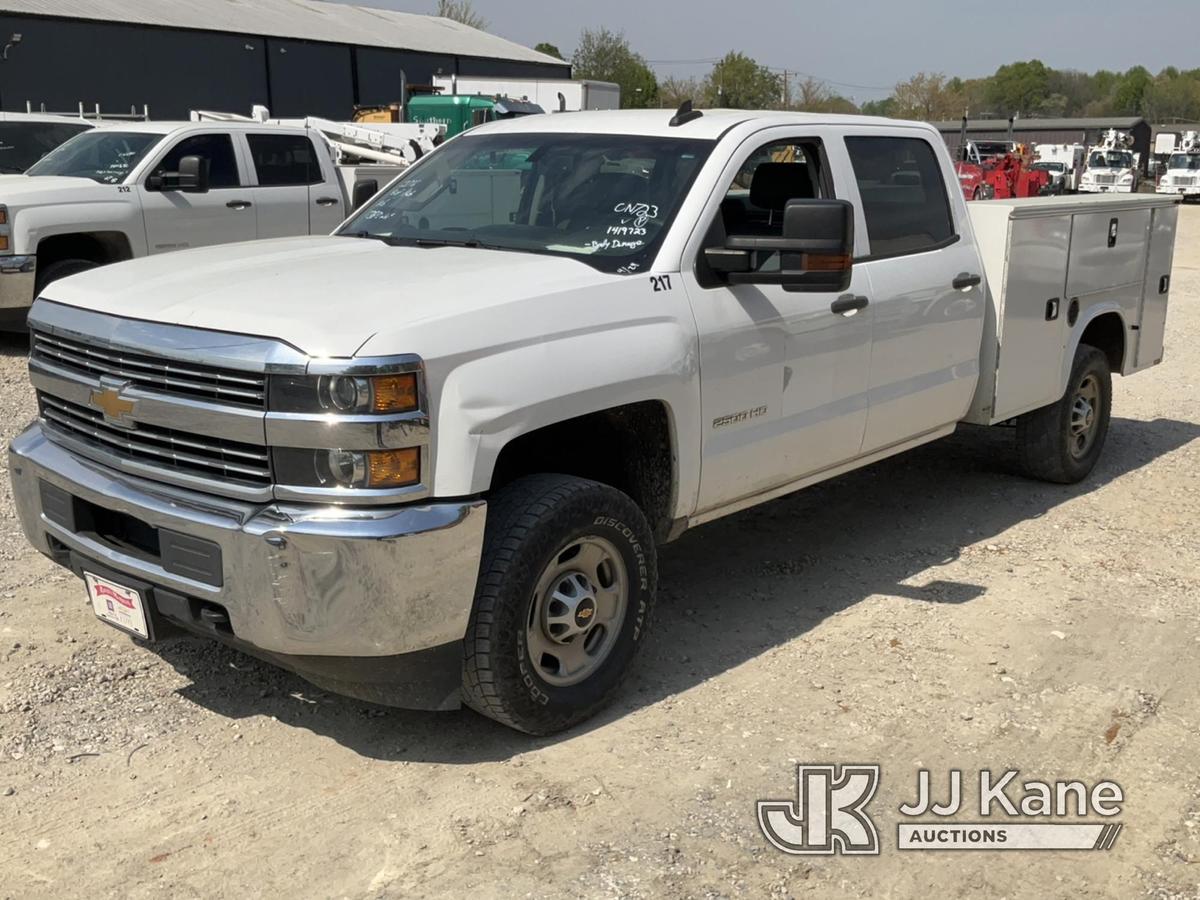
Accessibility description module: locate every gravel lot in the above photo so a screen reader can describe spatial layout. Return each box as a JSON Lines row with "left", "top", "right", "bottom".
{"left": 1, "top": 207, "right": 1198, "bottom": 899}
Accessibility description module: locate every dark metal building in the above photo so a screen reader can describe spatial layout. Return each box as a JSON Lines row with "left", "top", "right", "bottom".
{"left": 931, "top": 117, "right": 1152, "bottom": 172}
{"left": 0, "top": 0, "right": 571, "bottom": 119}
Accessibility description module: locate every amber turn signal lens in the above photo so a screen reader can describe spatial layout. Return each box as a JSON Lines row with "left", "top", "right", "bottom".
{"left": 803, "top": 253, "right": 852, "bottom": 271}
{"left": 0, "top": 208, "right": 7, "bottom": 225}
{"left": 371, "top": 373, "right": 418, "bottom": 413}
{"left": 0, "top": 236, "right": 8, "bottom": 252}
{"left": 366, "top": 447, "right": 420, "bottom": 488}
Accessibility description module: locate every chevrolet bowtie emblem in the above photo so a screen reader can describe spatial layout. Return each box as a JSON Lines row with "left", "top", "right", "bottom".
{"left": 90, "top": 384, "right": 136, "bottom": 426}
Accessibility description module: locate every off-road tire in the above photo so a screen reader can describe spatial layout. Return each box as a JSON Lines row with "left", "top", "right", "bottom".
{"left": 462, "top": 474, "right": 657, "bottom": 734}
{"left": 1016, "top": 343, "right": 1112, "bottom": 483}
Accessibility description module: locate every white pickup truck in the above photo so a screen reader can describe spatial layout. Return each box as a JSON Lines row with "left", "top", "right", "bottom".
{"left": 9, "top": 109, "right": 1178, "bottom": 734}
{"left": 0, "top": 112, "right": 95, "bottom": 174}
{"left": 0, "top": 119, "right": 416, "bottom": 329}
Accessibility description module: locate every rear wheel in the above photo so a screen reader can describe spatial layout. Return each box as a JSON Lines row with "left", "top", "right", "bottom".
{"left": 462, "top": 474, "right": 656, "bottom": 734}
{"left": 1016, "top": 343, "right": 1112, "bottom": 483}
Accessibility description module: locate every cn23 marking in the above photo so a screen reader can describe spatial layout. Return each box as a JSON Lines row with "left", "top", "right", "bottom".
{"left": 650, "top": 274, "right": 673, "bottom": 292}
{"left": 713, "top": 406, "right": 768, "bottom": 429}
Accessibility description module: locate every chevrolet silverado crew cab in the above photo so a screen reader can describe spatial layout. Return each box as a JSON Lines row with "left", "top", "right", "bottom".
{"left": 9, "top": 109, "right": 1178, "bottom": 734}
{"left": 0, "top": 119, "right": 413, "bottom": 330}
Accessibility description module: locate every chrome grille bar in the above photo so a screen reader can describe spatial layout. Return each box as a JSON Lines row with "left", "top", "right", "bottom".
{"left": 39, "top": 394, "right": 271, "bottom": 485}
{"left": 32, "top": 330, "right": 266, "bottom": 407}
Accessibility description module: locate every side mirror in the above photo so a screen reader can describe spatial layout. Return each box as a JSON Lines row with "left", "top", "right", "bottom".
{"left": 150, "top": 155, "right": 210, "bottom": 193}
{"left": 176, "top": 155, "right": 210, "bottom": 193}
{"left": 704, "top": 198, "right": 854, "bottom": 293}
{"left": 352, "top": 179, "right": 379, "bottom": 212}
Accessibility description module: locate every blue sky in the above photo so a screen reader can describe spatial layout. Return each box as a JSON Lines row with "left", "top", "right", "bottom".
{"left": 332, "top": 0, "right": 1196, "bottom": 102}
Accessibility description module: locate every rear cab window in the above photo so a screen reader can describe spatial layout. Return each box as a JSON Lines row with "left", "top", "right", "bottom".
{"left": 844, "top": 135, "right": 956, "bottom": 258}
{"left": 247, "top": 134, "right": 324, "bottom": 186}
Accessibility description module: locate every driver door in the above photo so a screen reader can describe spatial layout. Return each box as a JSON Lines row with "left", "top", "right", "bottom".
{"left": 680, "top": 130, "right": 873, "bottom": 514}
{"left": 137, "top": 132, "right": 257, "bottom": 254}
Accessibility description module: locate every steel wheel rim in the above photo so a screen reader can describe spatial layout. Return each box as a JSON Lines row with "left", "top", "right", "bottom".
{"left": 526, "top": 535, "right": 628, "bottom": 688}
{"left": 1069, "top": 373, "right": 1101, "bottom": 459}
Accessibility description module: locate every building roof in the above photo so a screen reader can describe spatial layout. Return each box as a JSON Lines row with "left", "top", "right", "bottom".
{"left": 931, "top": 117, "right": 1147, "bottom": 132}
{"left": 0, "top": 0, "right": 565, "bottom": 64}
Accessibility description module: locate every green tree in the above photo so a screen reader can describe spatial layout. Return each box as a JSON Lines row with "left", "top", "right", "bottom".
{"left": 985, "top": 60, "right": 1051, "bottom": 115}
{"left": 534, "top": 42, "right": 564, "bottom": 60}
{"left": 572, "top": 28, "right": 658, "bottom": 109}
{"left": 435, "top": 0, "right": 486, "bottom": 29}
{"left": 860, "top": 97, "right": 896, "bottom": 117}
{"left": 704, "top": 52, "right": 781, "bottom": 109}
{"left": 890, "top": 72, "right": 965, "bottom": 120}
{"left": 1113, "top": 66, "right": 1153, "bottom": 115}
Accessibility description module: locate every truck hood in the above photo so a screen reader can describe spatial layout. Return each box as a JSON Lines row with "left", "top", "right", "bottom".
{"left": 40, "top": 236, "right": 616, "bottom": 357}
{"left": 0, "top": 174, "right": 119, "bottom": 207}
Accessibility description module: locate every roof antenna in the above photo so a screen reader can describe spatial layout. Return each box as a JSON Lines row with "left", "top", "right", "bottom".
{"left": 669, "top": 99, "right": 703, "bottom": 128}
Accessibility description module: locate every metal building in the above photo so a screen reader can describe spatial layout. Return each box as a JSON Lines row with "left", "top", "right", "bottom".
{"left": 0, "top": 0, "right": 570, "bottom": 119}
{"left": 931, "top": 117, "right": 1152, "bottom": 172}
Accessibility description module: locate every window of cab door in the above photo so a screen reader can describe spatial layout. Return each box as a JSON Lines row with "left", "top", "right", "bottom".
{"left": 146, "top": 133, "right": 243, "bottom": 189}
{"left": 692, "top": 135, "right": 835, "bottom": 288}
{"left": 841, "top": 134, "right": 960, "bottom": 261}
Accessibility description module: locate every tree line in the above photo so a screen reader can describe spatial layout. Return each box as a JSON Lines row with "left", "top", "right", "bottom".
{"left": 433, "top": 5, "right": 1199, "bottom": 123}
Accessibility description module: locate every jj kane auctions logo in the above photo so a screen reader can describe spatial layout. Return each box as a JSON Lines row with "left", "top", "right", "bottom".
{"left": 758, "top": 766, "right": 1124, "bottom": 854}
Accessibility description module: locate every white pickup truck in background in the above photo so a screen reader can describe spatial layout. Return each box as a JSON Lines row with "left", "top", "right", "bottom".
{"left": 0, "top": 112, "right": 95, "bottom": 175}
{"left": 0, "top": 117, "right": 439, "bottom": 329}
{"left": 9, "top": 108, "right": 1178, "bottom": 734}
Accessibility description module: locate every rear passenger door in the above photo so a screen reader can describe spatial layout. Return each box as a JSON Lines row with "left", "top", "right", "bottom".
{"left": 244, "top": 132, "right": 341, "bottom": 237}
{"left": 842, "top": 132, "right": 986, "bottom": 454}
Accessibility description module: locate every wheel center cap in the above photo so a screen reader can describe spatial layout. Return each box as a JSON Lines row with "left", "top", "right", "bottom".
{"left": 574, "top": 597, "right": 596, "bottom": 628}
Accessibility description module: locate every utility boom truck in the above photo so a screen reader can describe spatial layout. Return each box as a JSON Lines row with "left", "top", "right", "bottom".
{"left": 0, "top": 111, "right": 443, "bottom": 329}
{"left": 1156, "top": 131, "right": 1200, "bottom": 200}
{"left": 9, "top": 108, "right": 1178, "bottom": 734}
{"left": 1079, "top": 129, "right": 1139, "bottom": 193}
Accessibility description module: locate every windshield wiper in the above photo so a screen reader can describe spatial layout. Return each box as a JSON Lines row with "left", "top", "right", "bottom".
{"left": 340, "top": 231, "right": 404, "bottom": 244}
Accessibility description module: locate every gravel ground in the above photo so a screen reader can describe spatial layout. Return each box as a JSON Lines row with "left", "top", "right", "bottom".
{"left": 1, "top": 208, "right": 1198, "bottom": 899}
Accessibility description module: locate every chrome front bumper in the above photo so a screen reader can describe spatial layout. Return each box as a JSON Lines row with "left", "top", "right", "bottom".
{"left": 9, "top": 423, "right": 487, "bottom": 659}
{"left": 0, "top": 255, "right": 36, "bottom": 311}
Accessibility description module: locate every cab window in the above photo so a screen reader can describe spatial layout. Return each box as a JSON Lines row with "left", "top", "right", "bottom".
{"left": 153, "top": 133, "right": 240, "bottom": 189}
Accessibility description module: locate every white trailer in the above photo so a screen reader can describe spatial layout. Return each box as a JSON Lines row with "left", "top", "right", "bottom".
{"left": 431, "top": 75, "right": 620, "bottom": 112}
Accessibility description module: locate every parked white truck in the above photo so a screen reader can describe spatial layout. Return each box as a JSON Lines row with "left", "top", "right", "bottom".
{"left": 0, "top": 112, "right": 94, "bottom": 174}
{"left": 1079, "top": 129, "right": 1139, "bottom": 194}
{"left": 0, "top": 117, "right": 434, "bottom": 329}
{"left": 1157, "top": 131, "right": 1200, "bottom": 200}
{"left": 9, "top": 109, "right": 1178, "bottom": 734}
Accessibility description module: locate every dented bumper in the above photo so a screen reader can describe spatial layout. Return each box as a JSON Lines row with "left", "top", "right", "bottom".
{"left": 9, "top": 423, "right": 486, "bottom": 703}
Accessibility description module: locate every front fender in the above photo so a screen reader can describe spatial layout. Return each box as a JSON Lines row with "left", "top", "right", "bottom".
{"left": 430, "top": 318, "right": 701, "bottom": 519}
{"left": 19, "top": 199, "right": 146, "bottom": 257}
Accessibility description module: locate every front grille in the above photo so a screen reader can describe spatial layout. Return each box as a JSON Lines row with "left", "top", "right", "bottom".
{"left": 1177, "top": 176, "right": 1197, "bottom": 186}
{"left": 39, "top": 393, "right": 271, "bottom": 486}
{"left": 1093, "top": 174, "right": 1117, "bottom": 185}
{"left": 31, "top": 330, "right": 266, "bottom": 409}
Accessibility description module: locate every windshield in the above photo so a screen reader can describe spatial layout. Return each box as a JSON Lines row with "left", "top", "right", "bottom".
{"left": 339, "top": 131, "right": 714, "bottom": 274}
{"left": 0, "top": 121, "right": 92, "bottom": 173}
{"left": 26, "top": 130, "right": 160, "bottom": 183}
{"left": 1089, "top": 151, "right": 1133, "bottom": 169}
{"left": 1168, "top": 153, "right": 1200, "bottom": 170}
{"left": 973, "top": 141, "right": 1011, "bottom": 158}
{"left": 1032, "top": 162, "right": 1065, "bottom": 172}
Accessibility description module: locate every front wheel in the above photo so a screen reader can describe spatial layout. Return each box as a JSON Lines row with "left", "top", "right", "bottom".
{"left": 1016, "top": 343, "right": 1112, "bottom": 483}
{"left": 462, "top": 474, "right": 657, "bottom": 734}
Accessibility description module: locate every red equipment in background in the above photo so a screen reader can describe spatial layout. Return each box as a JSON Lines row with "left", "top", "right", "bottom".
{"left": 953, "top": 116, "right": 1052, "bottom": 201}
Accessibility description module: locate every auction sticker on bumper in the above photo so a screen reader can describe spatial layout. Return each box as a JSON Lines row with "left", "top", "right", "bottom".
{"left": 85, "top": 572, "right": 148, "bottom": 639}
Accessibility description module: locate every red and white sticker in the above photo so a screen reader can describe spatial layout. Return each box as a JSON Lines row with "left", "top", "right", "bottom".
{"left": 84, "top": 572, "right": 148, "bottom": 639}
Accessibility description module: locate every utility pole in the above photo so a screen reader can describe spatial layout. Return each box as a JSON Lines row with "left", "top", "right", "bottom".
{"left": 782, "top": 69, "right": 789, "bottom": 110}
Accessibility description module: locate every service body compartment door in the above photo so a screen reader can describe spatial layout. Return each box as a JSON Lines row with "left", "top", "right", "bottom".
{"left": 1066, "top": 207, "right": 1152, "bottom": 333}
{"left": 1134, "top": 204, "right": 1177, "bottom": 370}
{"left": 992, "top": 214, "right": 1071, "bottom": 418}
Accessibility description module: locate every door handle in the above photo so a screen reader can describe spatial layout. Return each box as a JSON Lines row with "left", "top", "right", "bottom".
{"left": 952, "top": 272, "right": 982, "bottom": 290}
{"left": 831, "top": 294, "right": 869, "bottom": 316}
{"left": 226, "top": 200, "right": 252, "bottom": 210}
{"left": 315, "top": 197, "right": 340, "bottom": 207}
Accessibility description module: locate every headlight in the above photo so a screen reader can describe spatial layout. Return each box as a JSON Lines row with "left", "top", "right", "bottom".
{"left": 1120, "top": 173, "right": 1134, "bottom": 183}
{"left": 272, "top": 447, "right": 421, "bottom": 489}
{"left": 270, "top": 372, "right": 418, "bottom": 414}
